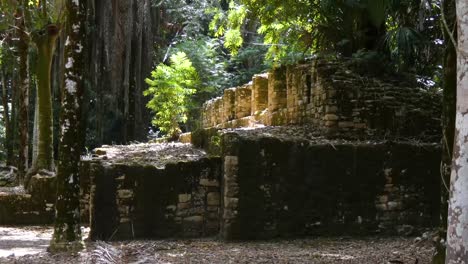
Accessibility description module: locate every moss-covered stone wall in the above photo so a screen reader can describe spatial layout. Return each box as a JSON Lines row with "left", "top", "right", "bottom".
{"left": 0, "top": 170, "right": 89, "bottom": 225}
{"left": 83, "top": 156, "right": 222, "bottom": 240}
{"left": 221, "top": 133, "right": 440, "bottom": 239}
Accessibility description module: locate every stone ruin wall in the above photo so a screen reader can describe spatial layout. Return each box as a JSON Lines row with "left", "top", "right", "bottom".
{"left": 0, "top": 171, "right": 91, "bottom": 226}
{"left": 81, "top": 157, "right": 222, "bottom": 240}
{"left": 219, "top": 133, "right": 441, "bottom": 239}
{"left": 201, "top": 59, "right": 441, "bottom": 140}
{"left": 1, "top": 59, "right": 442, "bottom": 241}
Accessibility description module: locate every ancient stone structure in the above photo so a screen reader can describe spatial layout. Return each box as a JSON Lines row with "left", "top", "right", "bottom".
{"left": 194, "top": 58, "right": 442, "bottom": 239}
{"left": 80, "top": 143, "right": 222, "bottom": 240}
{"left": 219, "top": 129, "right": 440, "bottom": 239}
{"left": 79, "top": 58, "right": 441, "bottom": 240}
{"left": 251, "top": 74, "right": 269, "bottom": 118}
{"left": 201, "top": 59, "right": 441, "bottom": 141}
{"left": 0, "top": 58, "right": 442, "bottom": 242}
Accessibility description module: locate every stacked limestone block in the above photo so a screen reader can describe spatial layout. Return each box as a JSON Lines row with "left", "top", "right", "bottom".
{"left": 213, "top": 97, "right": 223, "bottom": 127}
{"left": 267, "top": 66, "right": 288, "bottom": 125}
{"left": 251, "top": 74, "right": 269, "bottom": 123}
{"left": 221, "top": 134, "right": 240, "bottom": 240}
{"left": 176, "top": 175, "right": 221, "bottom": 236}
{"left": 201, "top": 100, "right": 214, "bottom": 128}
{"left": 115, "top": 178, "right": 134, "bottom": 226}
{"left": 310, "top": 78, "right": 339, "bottom": 129}
{"left": 235, "top": 85, "right": 252, "bottom": 119}
{"left": 309, "top": 59, "right": 441, "bottom": 139}
{"left": 286, "top": 64, "right": 313, "bottom": 124}
{"left": 223, "top": 89, "right": 236, "bottom": 123}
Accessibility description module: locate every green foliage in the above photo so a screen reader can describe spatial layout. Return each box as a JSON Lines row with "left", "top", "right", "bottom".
{"left": 210, "top": 0, "right": 443, "bottom": 79}
{"left": 228, "top": 44, "right": 270, "bottom": 84}
{"left": 384, "top": 26, "right": 424, "bottom": 66}
{"left": 209, "top": 1, "right": 247, "bottom": 54}
{"left": 159, "top": 0, "right": 222, "bottom": 38}
{"left": 172, "top": 37, "right": 231, "bottom": 96}
{"left": 169, "top": 37, "right": 231, "bottom": 130}
{"left": 28, "top": 0, "right": 66, "bottom": 29}
{"left": 155, "top": 0, "right": 270, "bottom": 131}
{"left": 144, "top": 52, "right": 199, "bottom": 139}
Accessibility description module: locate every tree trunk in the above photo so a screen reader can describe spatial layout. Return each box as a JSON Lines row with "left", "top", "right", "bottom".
{"left": 445, "top": 1, "right": 468, "bottom": 262}
{"left": 1, "top": 71, "right": 13, "bottom": 165}
{"left": 10, "top": 74, "right": 18, "bottom": 166}
{"left": 433, "top": 1, "right": 457, "bottom": 263}
{"left": 16, "top": 3, "right": 30, "bottom": 183}
{"left": 49, "top": 0, "right": 86, "bottom": 252}
{"left": 28, "top": 24, "right": 60, "bottom": 180}
{"left": 85, "top": 0, "right": 155, "bottom": 147}
{"left": 31, "top": 96, "right": 39, "bottom": 169}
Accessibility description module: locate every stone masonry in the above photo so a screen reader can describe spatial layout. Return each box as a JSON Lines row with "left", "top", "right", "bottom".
{"left": 217, "top": 130, "right": 440, "bottom": 239}
{"left": 201, "top": 58, "right": 441, "bottom": 140}
{"left": 78, "top": 58, "right": 442, "bottom": 241}
{"left": 80, "top": 143, "right": 222, "bottom": 240}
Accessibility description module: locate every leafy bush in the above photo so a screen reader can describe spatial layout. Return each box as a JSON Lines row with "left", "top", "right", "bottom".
{"left": 144, "top": 52, "right": 200, "bottom": 140}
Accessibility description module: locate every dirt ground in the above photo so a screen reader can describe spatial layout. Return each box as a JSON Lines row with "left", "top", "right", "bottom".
{"left": 0, "top": 226, "right": 434, "bottom": 264}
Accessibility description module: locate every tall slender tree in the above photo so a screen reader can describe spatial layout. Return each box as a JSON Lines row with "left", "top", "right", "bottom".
{"left": 1, "top": 69, "right": 13, "bottom": 165}
{"left": 15, "top": 0, "right": 30, "bottom": 183}
{"left": 445, "top": 1, "right": 468, "bottom": 262}
{"left": 433, "top": 0, "right": 457, "bottom": 263}
{"left": 29, "top": 22, "right": 59, "bottom": 176}
{"left": 49, "top": 0, "right": 86, "bottom": 252}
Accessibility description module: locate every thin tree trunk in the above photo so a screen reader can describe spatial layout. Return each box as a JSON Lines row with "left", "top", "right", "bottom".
{"left": 1, "top": 71, "right": 13, "bottom": 165}
{"left": 28, "top": 24, "right": 60, "bottom": 181}
{"left": 433, "top": 1, "right": 457, "bottom": 263}
{"left": 445, "top": 1, "right": 468, "bottom": 262}
{"left": 16, "top": 3, "right": 30, "bottom": 183}
{"left": 31, "top": 96, "right": 39, "bottom": 169}
{"left": 49, "top": 0, "right": 86, "bottom": 252}
{"left": 10, "top": 74, "right": 18, "bottom": 166}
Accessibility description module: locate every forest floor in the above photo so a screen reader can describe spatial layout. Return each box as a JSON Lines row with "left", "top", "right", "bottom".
{"left": 0, "top": 226, "right": 434, "bottom": 264}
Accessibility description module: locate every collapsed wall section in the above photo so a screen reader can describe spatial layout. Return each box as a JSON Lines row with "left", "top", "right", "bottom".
{"left": 0, "top": 169, "right": 91, "bottom": 225}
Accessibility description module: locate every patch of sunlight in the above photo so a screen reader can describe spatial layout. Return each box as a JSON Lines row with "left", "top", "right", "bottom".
{"left": 0, "top": 247, "right": 46, "bottom": 257}
{"left": 315, "top": 252, "right": 355, "bottom": 260}
{"left": 0, "top": 226, "right": 90, "bottom": 258}
{"left": 0, "top": 227, "right": 52, "bottom": 241}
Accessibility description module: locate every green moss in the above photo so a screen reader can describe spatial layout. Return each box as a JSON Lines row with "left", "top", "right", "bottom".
{"left": 191, "top": 128, "right": 222, "bottom": 156}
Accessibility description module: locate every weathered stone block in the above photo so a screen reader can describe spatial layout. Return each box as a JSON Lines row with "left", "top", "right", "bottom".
{"left": 324, "top": 114, "right": 339, "bottom": 121}
{"left": 184, "top": 215, "right": 203, "bottom": 223}
{"left": 200, "top": 178, "right": 219, "bottom": 187}
{"left": 207, "top": 192, "right": 220, "bottom": 206}
{"left": 224, "top": 197, "right": 238, "bottom": 209}
{"left": 252, "top": 74, "right": 269, "bottom": 115}
{"left": 117, "top": 189, "right": 133, "bottom": 199}
{"left": 223, "top": 88, "right": 236, "bottom": 122}
{"left": 235, "top": 85, "right": 252, "bottom": 119}
{"left": 268, "top": 66, "right": 287, "bottom": 113}
{"left": 178, "top": 193, "right": 192, "bottom": 203}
